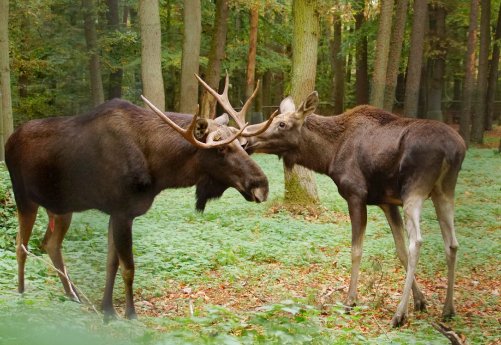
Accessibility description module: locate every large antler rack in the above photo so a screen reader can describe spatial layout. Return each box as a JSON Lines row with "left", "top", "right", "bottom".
{"left": 195, "top": 74, "right": 278, "bottom": 137}
{"left": 141, "top": 95, "right": 247, "bottom": 149}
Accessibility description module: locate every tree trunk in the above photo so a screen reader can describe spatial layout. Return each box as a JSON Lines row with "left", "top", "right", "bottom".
{"left": 106, "top": 0, "right": 123, "bottom": 99}
{"left": 426, "top": 3, "right": 446, "bottom": 121}
{"left": 83, "top": 0, "right": 105, "bottom": 106}
{"left": 471, "top": 0, "right": 491, "bottom": 143}
{"left": 284, "top": 0, "right": 320, "bottom": 204}
{"left": 383, "top": 0, "right": 409, "bottom": 111}
{"left": 0, "top": 0, "right": 13, "bottom": 154}
{"left": 245, "top": 4, "right": 259, "bottom": 115}
{"left": 486, "top": 1, "right": 501, "bottom": 128}
{"left": 139, "top": 0, "right": 165, "bottom": 111}
{"left": 370, "top": 0, "right": 394, "bottom": 108}
{"left": 459, "top": 0, "right": 479, "bottom": 145}
{"left": 331, "top": 10, "right": 344, "bottom": 115}
{"left": 179, "top": 0, "right": 201, "bottom": 113}
{"left": 403, "top": 0, "right": 427, "bottom": 117}
{"left": 354, "top": 0, "right": 369, "bottom": 105}
{"left": 200, "top": 0, "right": 229, "bottom": 118}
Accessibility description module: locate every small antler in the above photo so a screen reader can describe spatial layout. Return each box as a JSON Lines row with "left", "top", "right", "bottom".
{"left": 141, "top": 95, "right": 247, "bottom": 149}
{"left": 195, "top": 74, "right": 277, "bottom": 137}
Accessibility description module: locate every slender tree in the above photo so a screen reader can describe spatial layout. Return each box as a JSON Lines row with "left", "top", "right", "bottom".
{"left": 0, "top": 0, "right": 13, "bottom": 157}
{"left": 383, "top": 0, "right": 409, "bottom": 111}
{"left": 200, "top": 0, "right": 229, "bottom": 118}
{"left": 330, "top": 9, "right": 344, "bottom": 115}
{"left": 139, "top": 0, "right": 165, "bottom": 111}
{"left": 471, "top": 0, "right": 491, "bottom": 143}
{"left": 486, "top": 1, "right": 501, "bottom": 129}
{"left": 284, "top": 0, "right": 320, "bottom": 204}
{"left": 83, "top": 0, "right": 105, "bottom": 106}
{"left": 354, "top": 0, "right": 368, "bottom": 104}
{"left": 106, "top": 0, "right": 123, "bottom": 99}
{"left": 370, "top": 0, "right": 395, "bottom": 108}
{"left": 403, "top": 0, "right": 428, "bottom": 117}
{"left": 245, "top": 3, "right": 259, "bottom": 117}
{"left": 179, "top": 0, "right": 201, "bottom": 113}
{"left": 459, "top": 0, "right": 479, "bottom": 145}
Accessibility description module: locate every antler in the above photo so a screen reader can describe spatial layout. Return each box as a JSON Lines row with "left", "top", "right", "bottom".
{"left": 195, "top": 74, "right": 277, "bottom": 137}
{"left": 141, "top": 95, "right": 247, "bottom": 149}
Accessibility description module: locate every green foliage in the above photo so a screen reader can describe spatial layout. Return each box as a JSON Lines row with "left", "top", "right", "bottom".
{"left": 0, "top": 163, "right": 17, "bottom": 251}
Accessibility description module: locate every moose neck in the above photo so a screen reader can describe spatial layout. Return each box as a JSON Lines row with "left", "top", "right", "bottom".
{"left": 292, "top": 114, "right": 344, "bottom": 175}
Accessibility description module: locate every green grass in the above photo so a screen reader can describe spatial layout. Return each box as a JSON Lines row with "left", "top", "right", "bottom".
{"left": 0, "top": 148, "right": 500, "bottom": 344}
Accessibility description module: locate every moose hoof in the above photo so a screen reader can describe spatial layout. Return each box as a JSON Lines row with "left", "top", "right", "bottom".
{"left": 103, "top": 309, "right": 118, "bottom": 323}
{"left": 441, "top": 308, "right": 456, "bottom": 321}
{"left": 125, "top": 309, "right": 138, "bottom": 320}
{"left": 343, "top": 298, "right": 357, "bottom": 314}
{"left": 391, "top": 313, "right": 408, "bottom": 328}
{"left": 414, "top": 298, "right": 427, "bottom": 312}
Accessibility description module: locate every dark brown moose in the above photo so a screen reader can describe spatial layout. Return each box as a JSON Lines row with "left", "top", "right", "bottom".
{"left": 5, "top": 93, "right": 272, "bottom": 320}
{"left": 202, "top": 81, "right": 466, "bottom": 327}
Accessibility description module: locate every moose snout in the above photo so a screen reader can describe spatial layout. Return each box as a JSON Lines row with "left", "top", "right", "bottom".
{"left": 250, "top": 186, "right": 268, "bottom": 203}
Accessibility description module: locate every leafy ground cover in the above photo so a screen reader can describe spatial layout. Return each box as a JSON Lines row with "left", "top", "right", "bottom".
{"left": 0, "top": 144, "right": 500, "bottom": 344}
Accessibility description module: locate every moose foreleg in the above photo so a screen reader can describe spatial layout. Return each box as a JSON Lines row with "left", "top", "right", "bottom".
{"left": 110, "top": 215, "right": 137, "bottom": 320}
{"left": 102, "top": 219, "right": 120, "bottom": 321}
{"left": 16, "top": 205, "right": 38, "bottom": 293}
{"left": 345, "top": 198, "right": 368, "bottom": 308}
{"left": 392, "top": 196, "right": 424, "bottom": 327}
{"left": 380, "top": 204, "right": 427, "bottom": 311}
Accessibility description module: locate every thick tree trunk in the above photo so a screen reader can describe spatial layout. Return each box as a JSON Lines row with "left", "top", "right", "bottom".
{"left": 179, "top": 0, "right": 201, "bottom": 113}
{"left": 471, "top": 0, "right": 491, "bottom": 143}
{"left": 403, "top": 0, "right": 428, "bottom": 117}
{"left": 354, "top": 0, "right": 369, "bottom": 105}
{"left": 139, "top": 0, "right": 165, "bottom": 111}
{"left": 83, "top": 0, "right": 105, "bottom": 106}
{"left": 106, "top": 0, "right": 123, "bottom": 99}
{"left": 200, "top": 0, "right": 229, "bottom": 118}
{"left": 426, "top": 3, "right": 446, "bottom": 121}
{"left": 486, "top": 2, "right": 501, "bottom": 128}
{"left": 284, "top": 0, "right": 320, "bottom": 204}
{"left": 0, "top": 0, "right": 13, "bottom": 154}
{"left": 331, "top": 11, "right": 344, "bottom": 115}
{"left": 383, "top": 0, "right": 409, "bottom": 111}
{"left": 245, "top": 4, "right": 259, "bottom": 114}
{"left": 370, "top": 0, "right": 394, "bottom": 108}
{"left": 459, "top": 0, "right": 479, "bottom": 145}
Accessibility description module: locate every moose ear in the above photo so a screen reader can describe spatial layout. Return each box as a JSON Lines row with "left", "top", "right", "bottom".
{"left": 214, "top": 113, "right": 229, "bottom": 126}
{"left": 194, "top": 118, "right": 209, "bottom": 139}
{"left": 296, "top": 91, "right": 319, "bottom": 119}
{"left": 280, "top": 96, "right": 296, "bottom": 114}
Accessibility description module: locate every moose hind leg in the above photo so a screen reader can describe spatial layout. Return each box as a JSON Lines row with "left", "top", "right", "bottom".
{"left": 110, "top": 215, "right": 137, "bottom": 320}
{"left": 102, "top": 219, "right": 120, "bottom": 321}
{"left": 44, "top": 212, "right": 80, "bottom": 301}
{"left": 380, "top": 204, "right": 427, "bottom": 312}
{"left": 391, "top": 195, "right": 425, "bottom": 327}
{"left": 16, "top": 204, "right": 39, "bottom": 293}
{"left": 431, "top": 190, "right": 458, "bottom": 320}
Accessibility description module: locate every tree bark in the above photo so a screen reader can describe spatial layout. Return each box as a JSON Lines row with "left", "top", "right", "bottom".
{"left": 471, "top": 0, "right": 491, "bottom": 143}
{"left": 245, "top": 4, "right": 259, "bottom": 114}
{"left": 200, "top": 0, "right": 229, "bottom": 118}
{"left": 0, "top": 0, "right": 13, "bottom": 154}
{"left": 486, "top": 1, "right": 501, "bottom": 128}
{"left": 354, "top": 0, "right": 369, "bottom": 105}
{"left": 83, "top": 0, "right": 105, "bottom": 106}
{"left": 426, "top": 3, "right": 446, "bottom": 121}
{"left": 106, "top": 0, "right": 123, "bottom": 99}
{"left": 459, "top": 0, "right": 479, "bottom": 145}
{"left": 383, "top": 0, "right": 409, "bottom": 111}
{"left": 403, "top": 0, "right": 428, "bottom": 117}
{"left": 370, "top": 0, "right": 394, "bottom": 108}
{"left": 331, "top": 10, "right": 344, "bottom": 115}
{"left": 179, "top": 0, "right": 201, "bottom": 113}
{"left": 284, "top": 0, "right": 320, "bottom": 204}
{"left": 139, "top": 0, "right": 165, "bottom": 111}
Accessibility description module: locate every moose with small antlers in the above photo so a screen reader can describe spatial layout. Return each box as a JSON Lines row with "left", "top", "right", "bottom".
{"left": 199, "top": 76, "right": 466, "bottom": 327}
{"left": 5, "top": 84, "right": 273, "bottom": 320}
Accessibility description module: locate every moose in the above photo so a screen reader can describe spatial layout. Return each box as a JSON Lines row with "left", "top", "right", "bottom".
{"left": 5, "top": 87, "right": 273, "bottom": 320}
{"left": 199, "top": 77, "right": 466, "bottom": 327}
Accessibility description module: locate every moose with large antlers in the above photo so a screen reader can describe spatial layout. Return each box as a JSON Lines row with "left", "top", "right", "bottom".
{"left": 5, "top": 86, "right": 273, "bottom": 320}
{"left": 199, "top": 76, "right": 466, "bottom": 327}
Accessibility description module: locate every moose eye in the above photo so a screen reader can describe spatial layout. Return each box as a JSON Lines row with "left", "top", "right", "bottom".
{"left": 278, "top": 121, "right": 286, "bottom": 128}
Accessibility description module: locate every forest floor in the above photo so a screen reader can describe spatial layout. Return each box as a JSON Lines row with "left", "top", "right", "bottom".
{"left": 0, "top": 131, "right": 500, "bottom": 344}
